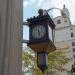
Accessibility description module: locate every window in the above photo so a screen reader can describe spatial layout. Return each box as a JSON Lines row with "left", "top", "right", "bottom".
{"left": 73, "top": 54, "right": 75, "bottom": 59}
{"left": 72, "top": 42, "right": 75, "bottom": 46}
{"left": 70, "top": 28, "right": 73, "bottom": 30}
{"left": 64, "top": 20, "right": 67, "bottom": 22}
{"left": 57, "top": 20, "right": 61, "bottom": 24}
{"left": 71, "top": 32, "right": 74, "bottom": 37}
{"left": 73, "top": 48, "right": 75, "bottom": 52}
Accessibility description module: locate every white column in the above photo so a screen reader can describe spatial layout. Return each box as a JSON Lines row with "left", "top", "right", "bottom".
{"left": 0, "top": 0, "right": 23, "bottom": 75}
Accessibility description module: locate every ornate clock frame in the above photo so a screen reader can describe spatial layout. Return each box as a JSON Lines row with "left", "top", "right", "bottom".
{"left": 27, "top": 14, "right": 56, "bottom": 53}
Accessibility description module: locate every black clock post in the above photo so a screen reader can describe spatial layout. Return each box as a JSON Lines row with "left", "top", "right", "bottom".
{"left": 27, "top": 9, "right": 56, "bottom": 73}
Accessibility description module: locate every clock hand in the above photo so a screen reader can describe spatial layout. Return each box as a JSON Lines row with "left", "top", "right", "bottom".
{"left": 38, "top": 30, "right": 40, "bottom": 36}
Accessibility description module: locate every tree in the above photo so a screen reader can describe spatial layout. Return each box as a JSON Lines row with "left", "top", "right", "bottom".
{"left": 46, "top": 50, "right": 71, "bottom": 75}
{"left": 22, "top": 46, "right": 36, "bottom": 75}
{"left": 22, "top": 46, "right": 71, "bottom": 75}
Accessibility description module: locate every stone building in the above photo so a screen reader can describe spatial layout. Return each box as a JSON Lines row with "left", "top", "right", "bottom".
{"left": 54, "top": 5, "right": 75, "bottom": 74}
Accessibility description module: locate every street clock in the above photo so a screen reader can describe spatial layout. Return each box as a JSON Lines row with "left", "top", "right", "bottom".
{"left": 27, "top": 9, "right": 56, "bottom": 53}
{"left": 26, "top": 9, "right": 56, "bottom": 73}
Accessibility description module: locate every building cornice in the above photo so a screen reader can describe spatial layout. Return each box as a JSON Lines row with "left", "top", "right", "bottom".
{"left": 55, "top": 38, "right": 75, "bottom": 43}
{"left": 55, "top": 25, "right": 75, "bottom": 30}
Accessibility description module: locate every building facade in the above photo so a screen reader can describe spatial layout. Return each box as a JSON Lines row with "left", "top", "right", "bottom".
{"left": 54, "top": 5, "right": 75, "bottom": 74}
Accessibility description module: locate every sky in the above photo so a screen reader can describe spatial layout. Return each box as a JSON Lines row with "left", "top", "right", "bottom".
{"left": 23, "top": 0, "right": 75, "bottom": 44}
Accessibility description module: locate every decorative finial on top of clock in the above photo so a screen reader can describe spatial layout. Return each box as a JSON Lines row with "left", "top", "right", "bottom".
{"left": 63, "top": 4, "right": 66, "bottom": 8}
{"left": 38, "top": 9, "right": 43, "bottom": 16}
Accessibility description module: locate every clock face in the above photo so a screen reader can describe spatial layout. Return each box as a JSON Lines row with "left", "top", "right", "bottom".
{"left": 32, "top": 25, "right": 46, "bottom": 39}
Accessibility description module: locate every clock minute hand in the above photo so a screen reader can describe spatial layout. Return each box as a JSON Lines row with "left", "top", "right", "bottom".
{"left": 38, "top": 30, "right": 40, "bottom": 36}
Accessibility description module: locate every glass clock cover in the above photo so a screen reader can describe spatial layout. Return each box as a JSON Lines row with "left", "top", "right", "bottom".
{"left": 32, "top": 25, "right": 46, "bottom": 39}
{"left": 48, "top": 25, "right": 53, "bottom": 41}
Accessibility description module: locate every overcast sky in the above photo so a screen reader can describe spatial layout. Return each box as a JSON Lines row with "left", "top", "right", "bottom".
{"left": 23, "top": 0, "right": 75, "bottom": 24}
{"left": 23, "top": 0, "right": 75, "bottom": 44}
